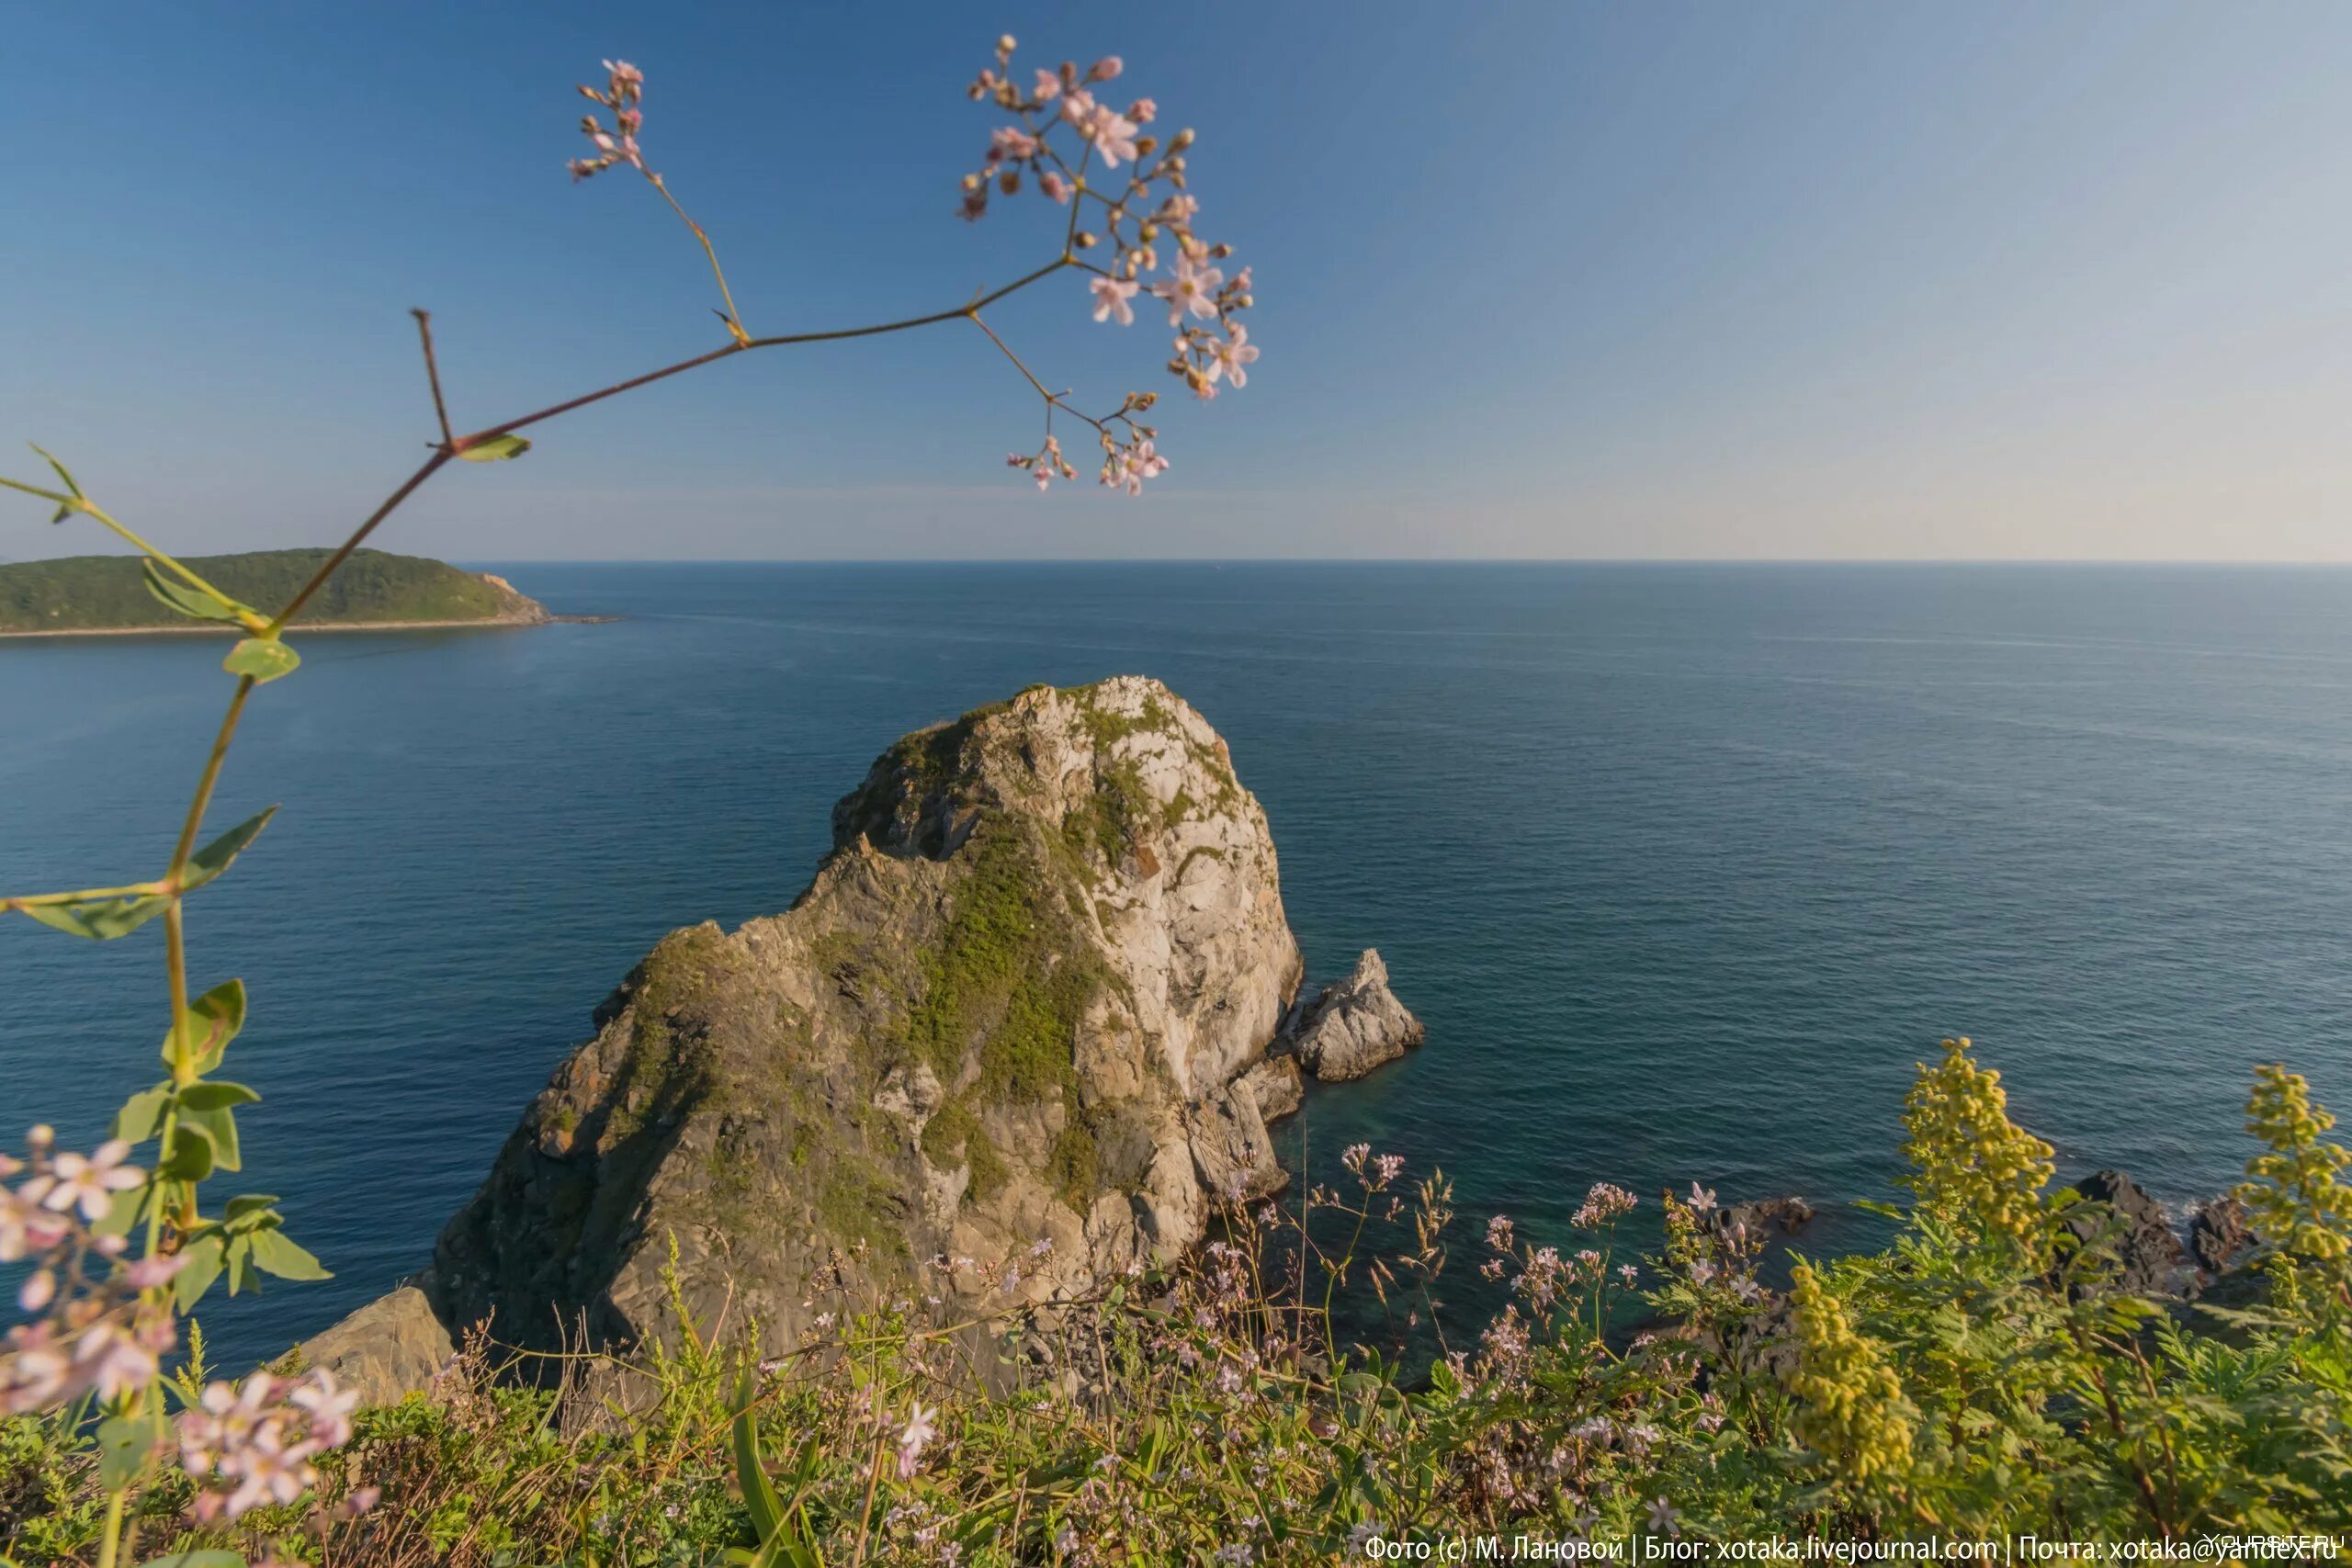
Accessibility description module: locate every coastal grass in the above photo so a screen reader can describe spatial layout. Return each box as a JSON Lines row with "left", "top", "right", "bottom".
{"left": 0, "top": 547, "right": 522, "bottom": 633}
{"left": 6, "top": 1043, "right": 2350, "bottom": 1565}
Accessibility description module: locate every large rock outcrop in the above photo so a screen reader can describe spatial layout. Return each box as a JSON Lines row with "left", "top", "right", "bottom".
{"left": 1290, "top": 949, "right": 1425, "bottom": 1082}
{"left": 341, "top": 679, "right": 1323, "bottom": 1390}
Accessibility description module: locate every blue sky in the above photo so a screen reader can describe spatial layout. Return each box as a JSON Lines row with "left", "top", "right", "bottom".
{"left": 6, "top": 1, "right": 2350, "bottom": 560}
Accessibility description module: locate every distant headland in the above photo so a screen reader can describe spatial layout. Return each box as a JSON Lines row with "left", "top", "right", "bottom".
{"left": 0, "top": 547, "right": 575, "bottom": 637}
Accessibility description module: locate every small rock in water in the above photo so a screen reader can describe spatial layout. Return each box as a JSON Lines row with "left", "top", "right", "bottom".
{"left": 2067, "top": 1169, "right": 2193, "bottom": 1297}
{"left": 1290, "top": 949, "right": 1425, "bottom": 1082}
{"left": 2188, "top": 1192, "right": 2255, "bottom": 1275}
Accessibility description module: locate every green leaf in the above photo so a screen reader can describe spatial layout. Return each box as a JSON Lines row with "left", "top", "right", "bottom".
{"left": 733, "top": 1371, "right": 784, "bottom": 1542}
{"left": 92, "top": 1183, "right": 148, "bottom": 1241}
{"left": 248, "top": 1225, "right": 331, "bottom": 1281}
{"left": 456, "top": 433, "right": 531, "bottom": 462}
{"left": 95, "top": 1415, "right": 155, "bottom": 1490}
{"left": 179, "top": 1082, "right": 259, "bottom": 1111}
{"left": 182, "top": 808, "right": 277, "bottom": 895}
{"left": 222, "top": 1193, "right": 281, "bottom": 1224}
{"left": 17, "top": 893, "right": 171, "bottom": 941}
{"left": 180, "top": 1102, "right": 242, "bottom": 1173}
{"left": 174, "top": 1231, "right": 228, "bottom": 1313}
{"left": 142, "top": 559, "right": 251, "bottom": 625}
{"left": 175, "top": 977, "right": 248, "bottom": 1074}
{"left": 222, "top": 637, "right": 300, "bottom": 684}
{"left": 225, "top": 1234, "right": 258, "bottom": 1295}
{"left": 112, "top": 1083, "right": 174, "bottom": 1144}
{"left": 160, "top": 1123, "right": 216, "bottom": 1183}
{"left": 136, "top": 1552, "right": 247, "bottom": 1568}
{"left": 28, "top": 443, "right": 84, "bottom": 500}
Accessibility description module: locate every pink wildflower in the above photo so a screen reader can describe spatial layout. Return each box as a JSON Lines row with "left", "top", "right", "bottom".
{"left": 1151, "top": 254, "right": 1224, "bottom": 326}
{"left": 897, "top": 1400, "right": 938, "bottom": 1478}
{"left": 1211, "top": 322, "right": 1259, "bottom": 389}
{"left": 31, "top": 1140, "right": 143, "bottom": 1222}
{"left": 1090, "top": 276, "right": 1139, "bottom": 325}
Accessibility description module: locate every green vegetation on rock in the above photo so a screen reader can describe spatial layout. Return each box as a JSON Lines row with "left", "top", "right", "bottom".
{"left": 900, "top": 827, "right": 1101, "bottom": 1108}
{"left": 0, "top": 547, "right": 539, "bottom": 632}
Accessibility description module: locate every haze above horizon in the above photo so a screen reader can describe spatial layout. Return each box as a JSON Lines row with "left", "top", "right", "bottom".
{"left": 6, "top": 1, "right": 2349, "bottom": 563}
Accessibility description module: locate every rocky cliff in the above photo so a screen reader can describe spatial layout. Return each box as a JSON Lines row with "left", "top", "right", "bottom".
{"left": 326, "top": 679, "right": 1351, "bottom": 1390}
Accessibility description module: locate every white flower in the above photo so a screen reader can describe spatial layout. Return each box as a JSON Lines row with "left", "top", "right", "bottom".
{"left": 1688, "top": 1182, "right": 1717, "bottom": 1213}
{"left": 897, "top": 1400, "right": 937, "bottom": 1478}
{"left": 1211, "top": 323, "right": 1259, "bottom": 389}
{"left": 69, "top": 1320, "right": 160, "bottom": 1403}
{"left": 1150, "top": 255, "right": 1225, "bottom": 326}
{"left": 31, "top": 1140, "right": 144, "bottom": 1222}
{"left": 179, "top": 1375, "right": 278, "bottom": 1475}
{"left": 1645, "top": 1496, "right": 1682, "bottom": 1535}
{"left": 222, "top": 1421, "right": 322, "bottom": 1517}
{"left": 290, "top": 1368, "right": 358, "bottom": 1448}
{"left": 0, "top": 1324, "right": 72, "bottom": 1413}
{"left": 1089, "top": 276, "right": 1139, "bottom": 326}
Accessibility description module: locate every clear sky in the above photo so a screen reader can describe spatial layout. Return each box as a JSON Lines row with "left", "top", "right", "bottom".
{"left": 6, "top": 1, "right": 2350, "bottom": 561}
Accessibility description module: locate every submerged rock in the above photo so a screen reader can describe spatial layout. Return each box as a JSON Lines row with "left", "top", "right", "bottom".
{"left": 2067, "top": 1169, "right": 2193, "bottom": 1298}
{"left": 1709, "top": 1196, "right": 1815, "bottom": 1245}
{"left": 313, "top": 679, "right": 1350, "bottom": 1387}
{"left": 1289, "top": 950, "right": 1425, "bottom": 1082}
{"left": 2188, "top": 1193, "right": 2254, "bottom": 1276}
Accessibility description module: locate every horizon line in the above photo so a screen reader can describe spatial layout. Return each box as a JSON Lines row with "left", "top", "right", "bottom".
{"left": 447, "top": 556, "right": 2352, "bottom": 568}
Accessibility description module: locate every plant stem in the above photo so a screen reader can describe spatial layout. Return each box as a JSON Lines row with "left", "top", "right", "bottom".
{"left": 460, "top": 256, "right": 1075, "bottom": 446}
{"left": 413, "top": 309, "right": 456, "bottom": 448}
{"left": 649, "top": 174, "right": 751, "bottom": 344}
{"left": 94, "top": 1488, "right": 125, "bottom": 1568}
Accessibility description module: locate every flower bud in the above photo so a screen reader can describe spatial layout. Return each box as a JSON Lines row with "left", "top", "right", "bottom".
{"left": 997, "top": 34, "right": 1017, "bottom": 56}
{"left": 1135, "top": 135, "right": 1159, "bottom": 158}
{"left": 1089, "top": 56, "right": 1124, "bottom": 82}
{"left": 962, "top": 173, "right": 984, "bottom": 192}
{"left": 1074, "top": 231, "right": 1098, "bottom": 249}
{"left": 1170, "top": 128, "right": 1195, "bottom": 151}
{"left": 1235, "top": 295, "right": 1254, "bottom": 310}
{"left": 1139, "top": 221, "right": 1160, "bottom": 242}
{"left": 1210, "top": 243, "right": 1232, "bottom": 259}
{"left": 1000, "top": 170, "right": 1020, "bottom": 195}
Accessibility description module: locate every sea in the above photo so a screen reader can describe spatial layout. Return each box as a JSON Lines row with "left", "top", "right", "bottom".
{"left": 5, "top": 562, "right": 2349, "bottom": 1370}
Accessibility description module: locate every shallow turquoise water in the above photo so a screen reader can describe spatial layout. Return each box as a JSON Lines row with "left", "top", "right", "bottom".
{"left": 5, "top": 562, "right": 2349, "bottom": 1366}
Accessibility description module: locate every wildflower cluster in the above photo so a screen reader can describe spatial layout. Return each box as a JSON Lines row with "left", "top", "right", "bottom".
{"left": 567, "top": 59, "right": 647, "bottom": 181}
{"left": 176, "top": 1369, "right": 369, "bottom": 1522}
{"left": 1781, "top": 1263, "right": 1918, "bottom": 1485}
{"left": 1, "top": 1129, "right": 177, "bottom": 1414}
{"left": 2240, "top": 1061, "right": 2352, "bottom": 1267}
{"left": 1899, "top": 1035, "right": 2056, "bottom": 1248}
{"left": 961, "top": 33, "right": 1261, "bottom": 493}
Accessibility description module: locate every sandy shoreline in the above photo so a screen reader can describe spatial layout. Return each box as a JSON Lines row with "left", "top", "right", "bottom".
{"left": 0, "top": 614, "right": 576, "bottom": 641}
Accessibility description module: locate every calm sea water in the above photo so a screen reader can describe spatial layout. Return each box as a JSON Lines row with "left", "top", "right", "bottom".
{"left": 5, "top": 563, "right": 2350, "bottom": 1368}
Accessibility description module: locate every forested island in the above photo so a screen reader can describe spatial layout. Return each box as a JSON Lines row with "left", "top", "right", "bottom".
{"left": 0, "top": 547, "right": 549, "bottom": 634}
